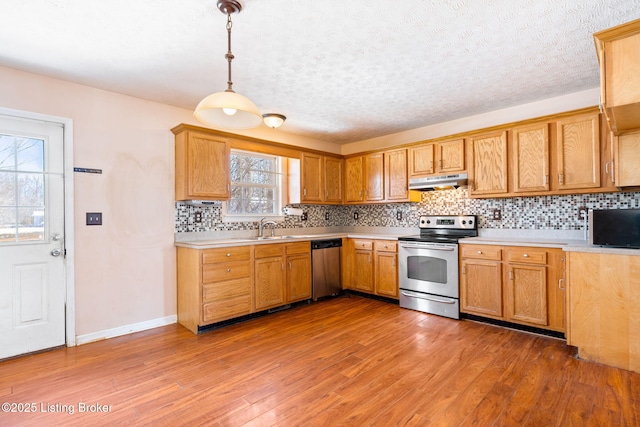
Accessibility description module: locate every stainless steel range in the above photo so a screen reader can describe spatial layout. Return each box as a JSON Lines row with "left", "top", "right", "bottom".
{"left": 398, "top": 215, "right": 478, "bottom": 319}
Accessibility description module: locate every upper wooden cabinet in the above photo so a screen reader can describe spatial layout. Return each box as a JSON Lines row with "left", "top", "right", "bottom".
{"left": 613, "top": 130, "right": 640, "bottom": 187}
{"left": 556, "top": 113, "right": 600, "bottom": 190}
{"left": 344, "top": 153, "right": 384, "bottom": 203}
{"left": 173, "top": 126, "right": 230, "bottom": 201}
{"left": 594, "top": 18, "right": 640, "bottom": 134}
{"left": 300, "top": 152, "right": 343, "bottom": 204}
{"left": 409, "top": 138, "right": 465, "bottom": 177}
{"left": 511, "top": 123, "right": 550, "bottom": 193}
{"left": 345, "top": 156, "right": 365, "bottom": 203}
{"left": 468, "top": 130, "right": 508, "bottom": 196}
{"left": 385, "top": 149, "right": 410, "bottom": 201}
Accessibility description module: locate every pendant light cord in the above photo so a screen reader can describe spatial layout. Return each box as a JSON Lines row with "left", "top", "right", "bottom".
{"left": 225, "top": 13, "right": 235, "bottom": 92}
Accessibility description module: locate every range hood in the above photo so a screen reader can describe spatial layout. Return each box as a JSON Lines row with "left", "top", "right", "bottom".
{"left": 409, "top": 173, "right": 468, "bottom": 191}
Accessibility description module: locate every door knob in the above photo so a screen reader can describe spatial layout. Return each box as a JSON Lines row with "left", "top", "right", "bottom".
{"left": 51, "top": 249, "right": 62, "bottom": 257}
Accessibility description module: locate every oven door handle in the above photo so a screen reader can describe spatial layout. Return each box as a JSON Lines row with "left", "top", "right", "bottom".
{"left": 400, "top": 291, "right": 457, "bottom": 304}
{"left": 400, "top": 244, "right": 455, "bottom": 252}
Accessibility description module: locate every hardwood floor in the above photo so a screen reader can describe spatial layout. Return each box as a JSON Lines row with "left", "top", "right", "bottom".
{"left": 1, "top": 295, "right": 639, "bottom": 426}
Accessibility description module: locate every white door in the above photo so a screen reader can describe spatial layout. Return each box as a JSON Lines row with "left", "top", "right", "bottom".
{"left": 0, "top": 115, "right": 66, "bottom": 359}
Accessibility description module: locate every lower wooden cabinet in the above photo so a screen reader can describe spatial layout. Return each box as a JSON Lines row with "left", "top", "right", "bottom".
{"left": 345, "top": 238, "right": 398, "bottom": 299}
{"left": 460, "top": 244, "right": 565, "bottom": 332}
{"left": 254, "top": 242, "right": 312, "bottom": 311}
{"left": 177, "top": 246, "right": 253, "bottom": 333}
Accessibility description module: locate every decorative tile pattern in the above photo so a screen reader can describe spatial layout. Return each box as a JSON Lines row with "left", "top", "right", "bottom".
{"left": 175, "top": 190, "right": 640, "bottom": 233}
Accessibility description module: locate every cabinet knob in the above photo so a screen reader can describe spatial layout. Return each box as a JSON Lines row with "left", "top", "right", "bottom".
{"left": 384, "top": 244, "right": 388, "bottom": 248}
{"left": 477, "top": 251, "right": 482, "bottom": 254}
{"left": 226, "top": 253, "right": 231, "bottom": 257}
{"left": 227, "top": 268, "right": 231, "bottom": 272}
{"left": 523, "top": 254, "right": 529, "bottom": 258}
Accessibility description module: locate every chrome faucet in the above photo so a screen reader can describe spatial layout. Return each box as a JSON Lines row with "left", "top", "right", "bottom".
{"left": 258, "top": 217, "right": 277, "bottom": 237}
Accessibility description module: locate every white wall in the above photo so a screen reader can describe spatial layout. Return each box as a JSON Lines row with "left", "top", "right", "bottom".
{"left": 0, "top": 65, "right": 331, "bottom": 338}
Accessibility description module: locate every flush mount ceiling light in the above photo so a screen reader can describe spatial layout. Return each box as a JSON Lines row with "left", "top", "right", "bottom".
{"left": 194, "top": 0, "right": 263, "bottom": 129}
{"left": 262, "top": 113, "right": 286, "bottom": 129}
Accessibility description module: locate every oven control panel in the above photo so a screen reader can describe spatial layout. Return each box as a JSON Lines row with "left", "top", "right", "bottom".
{"left": 418, "top": 215, "right": 477, "bottom": 230}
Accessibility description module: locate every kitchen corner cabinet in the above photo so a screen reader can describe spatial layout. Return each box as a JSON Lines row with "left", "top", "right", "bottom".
{"left": 172, "top": 126, "right": 230, "bottom": 201}
{"left": 594, "top": 18, "right": 640, "bottom": 134}
{"left": 345, "top": 239, "right": 399, "bottom": 299}
{"left": 300, "top": 152, "right": 343, "bottom": 204}
{"left": 409, "top": 138, "right": 465, "bottom": 177}
{"left": 613, "top": 130, "right": 640, "bottom": 187}
{"left": 468, "top": 131, "right": 508, "bottom": 196}
{"left": 254, "top": 242, "right": 311, "bottom": 311}
{"left": 460, "top": 244, "right": 565, "bottom": 333}
{"left": 511, "top": 123, "right": 550, "bottom": 193}
{"left": 177, "top": 246, "right": 253, "bottom": 333}
{"left": 556, "top": 113, "right": 600, "bottom": 190}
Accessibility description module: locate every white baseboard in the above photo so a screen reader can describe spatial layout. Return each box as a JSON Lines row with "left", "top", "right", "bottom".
{"left": 75, "top": 315, "right": 178, "bottom": 346}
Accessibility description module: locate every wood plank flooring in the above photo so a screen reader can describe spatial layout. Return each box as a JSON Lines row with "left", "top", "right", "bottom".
{"left": 1, "top": 295, "right": 639, "bottom": 426}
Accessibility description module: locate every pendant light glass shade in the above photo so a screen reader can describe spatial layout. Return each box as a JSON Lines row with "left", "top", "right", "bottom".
{"left": 194, "top": 89, "right": 263, "bottom": 129}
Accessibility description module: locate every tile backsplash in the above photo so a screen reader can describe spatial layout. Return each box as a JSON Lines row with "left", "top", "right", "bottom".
{"left": 175, "top": 189, "right": 640, "bottom": 234}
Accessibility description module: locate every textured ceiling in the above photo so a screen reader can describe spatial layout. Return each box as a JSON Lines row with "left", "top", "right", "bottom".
{"left": 1, "top": 1, "right": 640, "bottom": 144}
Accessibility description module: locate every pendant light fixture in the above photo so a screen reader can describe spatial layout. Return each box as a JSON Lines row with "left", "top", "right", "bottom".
{"left": 194, "top": 0, "right": 263, "bottom": 129}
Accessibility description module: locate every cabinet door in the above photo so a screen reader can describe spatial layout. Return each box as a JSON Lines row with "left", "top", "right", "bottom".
{"left": 177, "top": 131, "right": 230, "bottom": 200}
{"left": 460, "top": 259, "right": 503, "bottom": 318}
{"left": 375, "top": 252, "right": 398, "bottom": 298}
{"left": 254, "top": 257, "right": 285, "bottom": 310}
{"left": 324, "top": 157, "right": 343, "bottom": 203}
{"left": 437, "top": 139, "right": 465, "bottom": 173}
{"left": 409, "top": 144, "right": 435, "bottom": 176}
{"left": 286, "top": 253, "right": 312, "bottom": 302}
{"left": 505, "top": 264, "right": 548, "bottom": 326}
{"left": 345, "top": 156, "right": 364, "bottom": 203}
{"left": 469, "top": 131, "right": 508, "bottom": 195}
{"left": 556, "top": 113, "right": 600, "bottom": 190}
{"left": 365, "top": 153, "right": 384, "bottom": 201}
{"left": 385, "top": 149, "right": 409, "bottom": 201}
{"left": 614, "top": 130, "right": 640, "bottom": 187}
{"left": 353, "top": 250, "right": 374, "bottom": 292}
{"left": 511, "top": 123, "right": 550, "bottom": 193}
{"left": 301, "top": 152, "right": 323, "bottom": 203}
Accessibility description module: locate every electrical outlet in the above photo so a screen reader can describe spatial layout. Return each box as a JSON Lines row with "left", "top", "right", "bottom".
{"left": 354, "top": 212, "right": 359, "bottom": 220}
{"left": 325, "top": 212, "right": 329, "bottom": 221}
{"left": 396, "top": 210, "right": 402, "bottom": 221}
{"left": 194, "top": 211, "right": 202, "bottom": 223}
{"left": 301, "top": 211, "right": 308, "bottom": 221}
{"left": 492, "top": 209, "right": 501, "bottom": 220}
{"left": 86, "top": 212, "right": 102, "bottom": 226}
{"left": 578, "top": 206, "right": 588, "bottom": 220}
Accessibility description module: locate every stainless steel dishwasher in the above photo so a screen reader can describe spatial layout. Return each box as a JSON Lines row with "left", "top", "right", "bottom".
{"left": 311, "top": 239, "right": 342, "bottom": 300}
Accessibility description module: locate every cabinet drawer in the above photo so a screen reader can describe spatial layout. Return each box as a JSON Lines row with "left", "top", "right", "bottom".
{"left": 460, "top": 245, "right": 502, "bottom": 260}
{"left": 506, "top": 248, "right": 547, "bottom": 265}
{"left": 352, "top": 239, "right": 373, "bottom": 250}
{"left": 202, "top": 246, "right": 251, "bottom": 264}
{"left": 203, "top": 261, "right": 251, "bottom": 283}
{"left": 374, "top": 240, "right": 397, "bottom": 252}
{"left": 286, "top": 241, "right": 310, "bottom": 255}
{"left": 202, "top": 295, "right": 252, "bottom": 323}
{"left": 202, "top": 278, "right": 252, "bottom": 302}
{"left": 255, "top": 243, "right": 284, "bottom": 258}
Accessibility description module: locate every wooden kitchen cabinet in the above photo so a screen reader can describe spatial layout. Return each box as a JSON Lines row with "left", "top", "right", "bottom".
{"left": 511, "top": 123, "right": 550, "bottom": 193}
{"left": 385, "top": 149, "right": 420, "bottom": 203}
{"left": 460, "top": 245, "right": 503, "bottom": 318}
{"left": 556, "top": 112, "right": 600, "bottom": 190}
{"left": 254, "top": 242, "right": 312, "bottom": 311}
{"left": 613, "top": 130, "right": 640, "bottom": 187}
{"left": 460, "top": 244, "right": 565, "bottom": 333}
{"left": 374, "top": 240, "right": 398, "bottom": 298}
{"left": 365, "top": 152, "right": 385, "bottom": 201}
{"left": 468, "top": 130, "right": 508, "bottom": 196}
{"left": 594, "top": 18, "right": 640, "bottom": 134}
{"left": 345, "top": 156, "right": 364, "bottom": 203}
{"left": 300, "top": 152, "right": 343, "bottom": 204}
{"left": 351, "top": 239, "right": 374, "bottom": 292}
{"left": 409, "top": 138, "right": 465, "bottom": 177}
{"left": 177, "top": 245, "right": 253, "bottom": 333}
{"left": 172, "top": 125, "right": 230, "bottom": 201}
{"left": 566, "top": 251, "right": 640, "bottom": 373}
